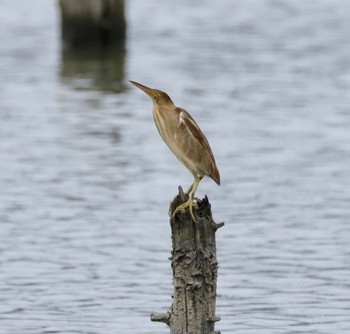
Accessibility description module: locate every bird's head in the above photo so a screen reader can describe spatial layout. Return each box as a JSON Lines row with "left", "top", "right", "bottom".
{"left": 130, "top": 81, "right": 173, "bottom": 106}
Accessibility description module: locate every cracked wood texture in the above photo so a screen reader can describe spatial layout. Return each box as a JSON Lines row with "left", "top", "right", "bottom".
{"left": 151, "top": 187, "right": 223, "bottom": 334}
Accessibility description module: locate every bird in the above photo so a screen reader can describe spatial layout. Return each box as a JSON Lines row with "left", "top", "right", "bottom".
{"left": 130, "top": 81, "right": 220, "bottom": 221}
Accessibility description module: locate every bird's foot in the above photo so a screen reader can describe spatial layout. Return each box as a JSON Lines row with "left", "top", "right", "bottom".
{"left": 172, "top": 198, "right": 199, "bottom": 222}
{"left": 193, "top": 196, "right": 201, "bottom": 203}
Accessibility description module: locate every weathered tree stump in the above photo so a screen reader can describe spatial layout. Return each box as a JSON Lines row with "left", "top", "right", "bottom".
{"left": 151, "top": 187, "right": 223, "bottom": 334}
{"left": 59, "top": 0, "right": 126, "bottom": 49}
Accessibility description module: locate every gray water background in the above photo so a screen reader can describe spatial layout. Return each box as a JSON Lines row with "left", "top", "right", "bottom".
{"left": 1, "top": 0, "right": 350, "bottom": 333}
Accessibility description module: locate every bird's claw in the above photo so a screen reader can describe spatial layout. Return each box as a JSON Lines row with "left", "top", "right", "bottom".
{"left": 171, "top": 198, "right": 199, "bottom": 222}
{"left": 193, "top": 196, "right": 201, "bottom": 203}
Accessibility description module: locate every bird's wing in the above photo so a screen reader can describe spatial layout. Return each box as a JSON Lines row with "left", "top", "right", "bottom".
{"left": 174, "top": 108, "right": 212, "bottom": 152}
{"left": 173, "top": 108, "right": 220, "bottom": 184}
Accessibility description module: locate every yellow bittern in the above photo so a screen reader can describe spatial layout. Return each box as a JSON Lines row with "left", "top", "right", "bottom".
{"left": 130, "top": 81, "right": 220, "bottom": 221}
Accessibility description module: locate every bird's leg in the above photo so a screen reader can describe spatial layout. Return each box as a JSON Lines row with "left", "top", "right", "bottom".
{"left": 185, "top": 179, "right": 201, "bottom": 202}
{"left": 187, "top": 176, "right": 202, "bottom": 220}
{"left": 173, "top": 176, "right": 203, "bottom": 222}
{"left": 185, "top": 182, "right": 194, "bottom": 195}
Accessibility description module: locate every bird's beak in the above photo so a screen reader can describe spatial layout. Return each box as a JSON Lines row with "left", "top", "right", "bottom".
{"left": 129, "top": 80, "right": 156, "bottom": 98}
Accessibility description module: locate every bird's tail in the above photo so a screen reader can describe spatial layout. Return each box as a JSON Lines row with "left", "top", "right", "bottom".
{"left": 210, "top": 164, "right": 220, "bottom": 185}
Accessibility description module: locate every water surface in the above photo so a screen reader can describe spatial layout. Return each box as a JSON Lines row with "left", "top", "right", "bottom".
{"left": 1, "top": 0, "right": 350, "bottom": 333}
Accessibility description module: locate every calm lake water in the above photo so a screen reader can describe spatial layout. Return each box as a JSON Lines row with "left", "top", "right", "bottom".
{"left": 1, "top": 0, "right": 350, "bottom": 333}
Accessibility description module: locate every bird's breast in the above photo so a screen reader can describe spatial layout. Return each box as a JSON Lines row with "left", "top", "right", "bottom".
{"left": 152, "top": 106, "right": 180, "bottom": 144}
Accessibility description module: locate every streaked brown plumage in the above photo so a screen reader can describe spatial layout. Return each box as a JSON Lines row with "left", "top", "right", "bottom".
{"left": 130, "top": 81, "right": 220, "bottom": 221}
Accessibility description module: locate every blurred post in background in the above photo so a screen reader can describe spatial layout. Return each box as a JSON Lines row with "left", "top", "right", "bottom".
{"left": 58, "top": 0, "right": 126, "bottom": 92}
{"left": 59, "top": 0, "right": 126, "bottom": 50}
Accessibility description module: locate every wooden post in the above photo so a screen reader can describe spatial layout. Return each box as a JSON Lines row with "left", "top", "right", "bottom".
{"left": 59, "top": 0, "right": 126, "bottom": 49}
{"left": 151, "top": 187, "right": 223, "bottom": 334}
